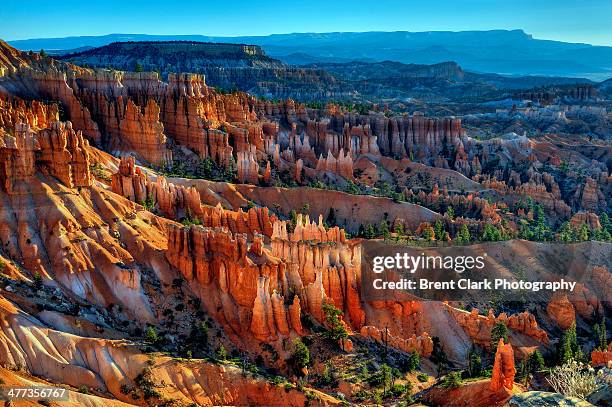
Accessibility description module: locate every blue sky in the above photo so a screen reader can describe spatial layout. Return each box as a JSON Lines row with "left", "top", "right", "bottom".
{"left": 1, "top": 0, "right": 611, "bottom": 45}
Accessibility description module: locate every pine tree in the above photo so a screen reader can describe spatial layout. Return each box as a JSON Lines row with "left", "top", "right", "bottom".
{"left": 446, "top": 206, "right": 455, "bottom": 220}
{"left": 491, "top": 322, "right": 509, "bottom": 352}
{"left": 33, "top": 272, "right": 43, "bottom": 290}
{"left": 457, "top": 224, "right": 471, "bottom": 244}
{"left": 422, "top": 226, "right": 434, "bottom": 241}
{"left": 559, "top": 322, "right": 581, "bottom": 363}
{"left": 380, "top": 364, "right": 392, "bottom": 397}
{"left": 145, "top": 327, "right": 159, "bottom": 344}
{"left": 467, "top": 345, "right": 482, "bottom": 377}
{"left": 325, "top": 208, "right": 336, "bottom": 227}
{"left": 600, "top": 317, "right": 607, "bottom": 350}
{"left": 364, "top": 224, "right": 377, "bottom": 239}
{"left": 434, "top": 219, "right": 445, "bottom": 241}
{"left": 578, "top": 224, "right": 590, "bottom": 242}
{"left": 527, "top": 349, "right": 545, "bottom": 373}
{"left": 322, "top": 302, "right": 348, "bottom": 349}
{"left": 217, "top": 344, "right": 228, "bottom": 360}
{"left": 593, "top": 316, "right": 607, "bottom": 350}
{"left": 289, "top": 210, "right": 298, "bottom": 232}
{"left": 407, "top": 350, "right": 420, "bottom": 372}
{"left": 599, "top": 212, "right": 612, "bottom": 235}
{"left": 481, "top": 223, "right": 502, "bottom": 242}
{"left": 394, "top": 222, "right": 405, "bottom": 236}
{"left": 557, "top": 222, "right": 576, "bottom": 242}
{"left": 379, "top": 220, "right": 390, "bottom": 239}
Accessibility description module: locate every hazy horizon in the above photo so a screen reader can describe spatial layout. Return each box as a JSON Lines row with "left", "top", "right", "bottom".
{"left": 2, "top": 0, "right": 611, "bottom": 46}
{"left": 4, "top": 29, "right": 609, "bottom": 48}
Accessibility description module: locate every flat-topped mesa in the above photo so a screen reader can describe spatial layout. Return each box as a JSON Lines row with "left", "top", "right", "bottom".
{"left": 359, "top": 325, "right": 433, "bottom": 357}
{"left": 446, "top": 305, "right": 548, "bottom": 346}
{"left": 0, "top": 120, "right": 91, "bottom": 193}
{"left": 490, "top": 338, "right": 516, "bottom": 392}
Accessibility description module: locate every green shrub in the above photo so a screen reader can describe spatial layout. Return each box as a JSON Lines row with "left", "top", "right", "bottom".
{"left": 441, "top": 371, "right": 462, "bottom": 389}
{"left": 289, "top": 338, "right": 310, "bottom": 375}
{"left": 391, "top": 383, "right": 411, "bottom": 396}
{"left": 144, "top": 327, "right": 159, "bottom": 344}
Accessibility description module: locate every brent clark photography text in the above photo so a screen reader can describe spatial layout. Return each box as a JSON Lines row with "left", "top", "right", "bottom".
{"left": 370, "top": 253, "right": 577, "bottom": 293}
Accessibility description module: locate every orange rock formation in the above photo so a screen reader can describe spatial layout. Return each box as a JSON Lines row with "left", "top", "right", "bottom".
{"left": 447, "top": 306, "right": 548, "bottom": 346}
{"left": 490, "top": 338, "right": 515, "bottom": 392}
{"left": 359, "top": 325, "right": 433, "bottom": 356}
{"left": 546, "top": 293, "right": 576, "bottom": 329}
{"left": 591, "top": 342, "right": 612, "bottom": 367}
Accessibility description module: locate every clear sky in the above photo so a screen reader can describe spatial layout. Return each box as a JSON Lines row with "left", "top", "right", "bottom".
{"left": 1, "top": 0, "right": 611, "bottom": 46}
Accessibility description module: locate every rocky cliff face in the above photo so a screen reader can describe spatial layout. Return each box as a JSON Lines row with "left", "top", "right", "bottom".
{"left": 164, "top": 214, "right": 365, "bottom": 343}
{"left": 0, "top": 118, "right": 91, "bottom": 193}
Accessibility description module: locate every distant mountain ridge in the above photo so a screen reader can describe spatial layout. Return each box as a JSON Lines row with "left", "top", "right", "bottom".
{"left": 57, "top": 40, "right": 346, "bottom": 100}
{"left": 60, "top": 41, "right": 283, "bottom": 69}
{"left": 8, "top": 30, "right": 612, "bottom": 80}
{"left": 303, "top": 60, "right": 466, "bottom": 81}
{"left": 53, "top": 40, "right": 597, "bottom": 104}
